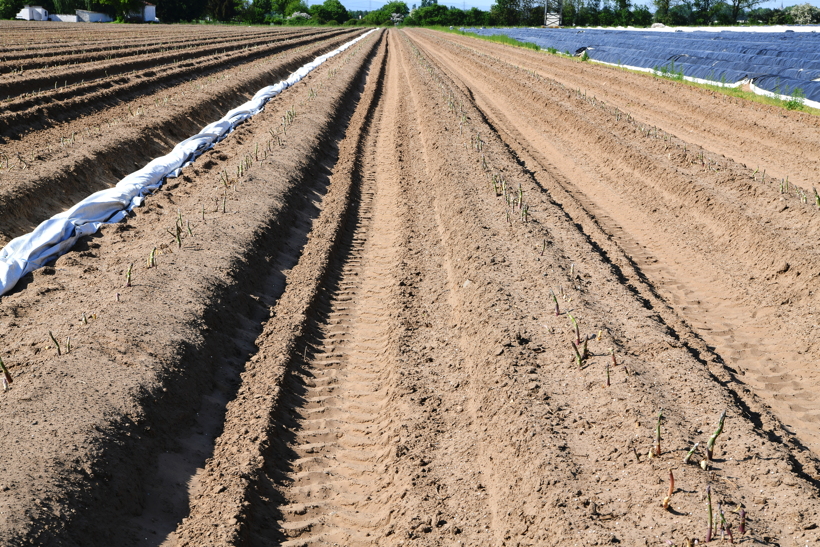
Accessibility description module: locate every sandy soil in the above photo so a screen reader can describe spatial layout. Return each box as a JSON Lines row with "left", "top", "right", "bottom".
{"left": 0, "top": 25, "right": 819, "bottom": 546}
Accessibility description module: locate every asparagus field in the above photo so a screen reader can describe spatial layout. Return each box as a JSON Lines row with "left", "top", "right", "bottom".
{"left": 1, "top": 23, "right": 819, "bottom": 546}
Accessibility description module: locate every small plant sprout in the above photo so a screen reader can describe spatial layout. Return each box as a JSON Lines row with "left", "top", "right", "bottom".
{"left": 581, "top": 336, "right": 590, "bottom": 360}
{"left": 719, "top": 504, "right": 733, "bottom": 543}
{"left": 568, "top": 313, "right": 581, "bottom": 344}
{"left": 541, "top": 238, "right": 547, "bottom": 256}
{"left": 662, "top": 469, "right": 674, "bottom": 509}
{"left": 0, "top": 356, "right": 13, "bottom": 391}
{"left": 610, "top": 347, "right": 617, "bottom": 366}
{"left": 571, "top": 341, "right": 583, "bottom": 367}
{"left": 550, "top": 290, "right": 560, "bottom": 316}
{"left": 814, "top": 187, "right": 820, "bottom": 208}
{"left": 654, "top": 410, "right": 663, "bottom": 457}
{"left": 81, "top": 312, "right": 88, "bottom": 324}
{"left": 49, "top": 331, "right": 61, "bottom": 356}
{"left": 177, "top": 208, "right": 183, "bottom": 225}
{"left": 706, "top": 410, "right": 727, "bottom": 461}
{"left": 738, "top": 509, "right": 746, "bottom": 535}
{"left": 706, "top": 485, "right": 714, "bottom": 542}
{"left": 148, "top": 247, "right": 156, "bottom": 268}
{"left": 222, "top": 194, "right": 227, "bottom": 213}
{"left": 605, "top": 362, "right": 610, "bottom": 387}
{"left": 187, "top": 220, "right": 193, "bottom": 236}
{"left": 166, "top": 225, "right": 181, "bottom": 248}
{"left": 66, "top": 336, "right": 71, "bottom": 354}
{"left": 126, "top": 263, "right": 133, "bottom": 287}
{"left": 684, "top": 441, "right": 700, "bottom": 464}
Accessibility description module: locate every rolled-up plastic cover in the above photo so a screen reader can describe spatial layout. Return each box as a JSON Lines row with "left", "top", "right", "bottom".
{"left": 0, "top": 28, "right": 377, "bottom": 297}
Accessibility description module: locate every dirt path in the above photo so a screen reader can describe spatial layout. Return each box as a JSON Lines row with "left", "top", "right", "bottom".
{"left": 3, "top": 27, "right": 820, "bottom": 547}
{"left": 273, "top": 63, "right": 403, "bottom": 545}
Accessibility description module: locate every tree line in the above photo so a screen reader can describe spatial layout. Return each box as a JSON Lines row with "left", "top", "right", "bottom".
{"left": 2, "top": 0, "right": 818, "bottom": 27}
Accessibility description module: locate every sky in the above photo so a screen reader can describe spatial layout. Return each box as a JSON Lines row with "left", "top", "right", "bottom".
{"left": 311, "top": 0, "right": 820, "bottom": 13}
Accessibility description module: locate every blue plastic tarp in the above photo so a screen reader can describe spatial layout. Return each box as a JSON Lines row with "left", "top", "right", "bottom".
{"left": 461, "top": 27, "right": 820, "bottom": 103}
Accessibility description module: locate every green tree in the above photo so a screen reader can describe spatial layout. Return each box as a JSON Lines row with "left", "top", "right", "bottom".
{"left": 727, "top": 0, "right": 761, "bottom": 22}
{"left": 208, "top": 0, "right": 240, "bottom": 20}
{"left": 489, "top": 0, "right": 520, "bottom": 25}
{"left": 614, "top": 0, "right": 632, "bottom": 23}
{"left": 309, "top": 0, "right": 347, "bottom": 22}
{"left": 238, "top": 0, "right": 272, "bottom": 23}
{"left": 598, "top": 0, "right": 615, "bottom": 24}
{"left": 632, "top": 3, "right": 652, "bottom": 23}
{"left": 653, "top": 0, "right": 672, "bottom": 22}
{"left": 405, "top": 3, "right": 453, "bottom": 24}
{"left": 362, "top": 0, "right": 408, "bottom": 24}
{"left": 791, "top": 2, "right": 820, "bottom": 24}
{"left": 574, "top": 0, "right": 602, "bottom": 27}
{"left": 667, "top": 0, "right": 692, "bottom": 23}
{"left": 464, "top": 6, "right": 488, "bottom": 24}
{"left": 283, "top": 0, "right": 307, "bottom": 15}
{"left": 691, "top": 0, "right": 713, "bottom": 23}
{"left": 98, "top": 0, "right": 142, "bottom": 18}
{"left": 158, "top": 0, "right": 208, "bottom": 21}
{"left": 0, "top": 0, "right": 26, "bottom": 18}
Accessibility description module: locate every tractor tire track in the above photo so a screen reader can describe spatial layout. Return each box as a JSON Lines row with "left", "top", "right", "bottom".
{"left": 172, "top": 31, "right": 398, "bottom": 547}
{"left": 271, "top": 77, "right": 400, "bottom": 545}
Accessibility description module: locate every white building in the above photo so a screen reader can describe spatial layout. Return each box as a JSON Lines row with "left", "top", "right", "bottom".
{"left": 127, "top": 2, "right": 157, "bottom": 22}
{"left": 142, "top": 3, "right": 156, "bottom": 22}
{"left": 75, "top": 9, "right": 114, "bottom": 22}
{"left": 15, "top": 5, "right": 48, "bottom": 20}
{"left": 48, "top": 13, "right": 78, "bottom": 21}
{"left": 17, "top": 2, "right": 154, "bottom": 23}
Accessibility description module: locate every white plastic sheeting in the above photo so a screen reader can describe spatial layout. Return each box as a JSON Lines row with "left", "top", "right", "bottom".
{"left": 591, "top": 58, "right": 746, "bottom": 88}
{"left": 0, "top": 28, "right": 377, "bottom": 297}
{"left": 748, "top": 82, "right": 820, "bottom": 110}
